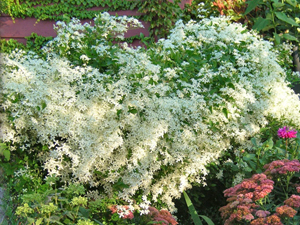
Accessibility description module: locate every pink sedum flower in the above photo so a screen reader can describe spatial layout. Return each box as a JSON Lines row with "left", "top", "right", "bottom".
{"left": 277, "top": 126, "right": 297, "bottom": 139}
{"left": 276, "top": 205, "right": 297, "bottom": 218}
{"left": 255, "top": 210, "right": 270, "bottom": 218}
{"left": 284, "top": 195, "right": 300, "bottom": 208}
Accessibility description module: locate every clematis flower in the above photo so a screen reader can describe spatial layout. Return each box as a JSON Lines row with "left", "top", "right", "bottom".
{"left": 277, "top": 126, "right": 297, "bottom": 139}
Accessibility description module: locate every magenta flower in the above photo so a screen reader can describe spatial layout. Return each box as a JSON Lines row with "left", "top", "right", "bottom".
{"left": 277, "top": 126, "right": 297, "bottom": 139}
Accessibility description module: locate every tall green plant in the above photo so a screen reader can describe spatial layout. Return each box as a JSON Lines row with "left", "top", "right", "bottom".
{"left": 244, "top": 0, "right": 300, "bottom": 45}
{"left": 183, "top": 191, "right": 214, "bottom": 225}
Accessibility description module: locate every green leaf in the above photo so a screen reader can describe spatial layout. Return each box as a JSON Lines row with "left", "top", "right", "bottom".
{"left": 274, "top": 32, "right": 281, "bottom": 45}
{"left": 27, "top": 217, "right": 35, "bottom": 224}
{"left": 3, "top": 150, "right": 10, "bottom": 161}
{"left": 183, "top": 191, "right": 203, "bottom": 225}
{"left": 252, "top": 17, "right": 271, "bottom": 31}
{"left": 286, "top": 0, "right": 297, "bottom": 7}
{"left": 79, "top": 207, "right": 90, "bottom": 218}
{"left": 282, "top": 33, "right": 298, "bottom": 42}
{"left": 275, "top": 12, "right": 298, "bottom": 26}
{"left": 200, "top": 215, "right": 215, "bottom": 225}
{"left": 251, "top": 137, "right": 257, "bottom": 147}
{"left": 35, "top": 218, "right": 43, "bottom": 225}
{"left": 93, "top": 219, "right": 105, "bottom": 225}
{"left": 222, "top": 108, "right": 228, "bottom": 118}
{"left": 0, "top": 143, "right": 8, "bottom": 151}
{"left": 243, "top": 153, "right": 256, "bottom": 161}
{"left": 244, "top": 0, "right": 261, "bottom": 15}
{"left": 272, "top": 2, "right": 285, "bottom": 8}
{"left": 227, "top": 82, "right": 235, "bottom": 90}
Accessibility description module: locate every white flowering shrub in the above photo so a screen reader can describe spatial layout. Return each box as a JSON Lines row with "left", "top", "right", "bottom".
{"left": 1, "top": 13, "right": 300, "bottom": 211}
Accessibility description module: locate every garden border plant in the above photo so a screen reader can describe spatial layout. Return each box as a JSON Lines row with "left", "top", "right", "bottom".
{"left": 2, "top": 3, "right": 300, "bottom": 225}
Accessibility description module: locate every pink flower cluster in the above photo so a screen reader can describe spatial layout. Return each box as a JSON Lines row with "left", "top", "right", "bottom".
{"left": 277, "top": 126, "right": 297, "bottom": 139}
{"left": 220, "top": 174, "right": 273, "bottom": 224}
{"left": 109, "top": 205, "right": 134, "bottom": 219}
{"left": 276, "top": 205, "right": 297, "bottom": 218}
{"left": 263, "top": 159, "right": 300, "bottom": 176}
{"left": 250, "top": 214, "right": 282, "bottom": 225}
{"left": 148, "top": 207, "right": 178, "bottom": 225}
{"left": 219, "top": 196, "right": 258, "bottom": 225}
{"left": 224, "top": 173, "right": 274, "bottom": 202}
{"left": 220, "top": 159, "right": 300, "bottom": 225}
{"left": 284, "top": 194, "right": 300, "bottom": 208}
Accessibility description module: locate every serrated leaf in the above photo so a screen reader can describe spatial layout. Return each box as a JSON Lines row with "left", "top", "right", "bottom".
{"left": 283, "top": 33, "right": 298, "bottom": 42}
{"left": 253, "top": 17, "right": 271, "bottom": 31}
{"left": 275, "top": 12, "right": 298, "bottom": 26}
{"left": 244, "top": 0, "right": 261, "bottom": 15}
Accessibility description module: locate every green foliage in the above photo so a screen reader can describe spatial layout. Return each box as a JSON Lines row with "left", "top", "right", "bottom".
{"left": 0, "top": 33, "right": 53, "bottom": 55}
{"left": 1, "top": 0, "right": 134, "bottom": 22}
{"left": 183, "top": 191, "right": 214, "bottom": 225}
{"left": 243, "top": 0, "right": 300, "bottom": 45}
{"left": 135, "top": 0, "right": 182, "bottom": 39}
{"left": 0, "top": 0, "right": 193, "bottom": 41}
{"left": 180, "top": 0, "right": 219, "bottom": 22}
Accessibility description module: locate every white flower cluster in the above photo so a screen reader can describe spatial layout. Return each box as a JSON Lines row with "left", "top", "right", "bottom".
{"left": 1, "top": 14, "right": 300, "bottom": 211}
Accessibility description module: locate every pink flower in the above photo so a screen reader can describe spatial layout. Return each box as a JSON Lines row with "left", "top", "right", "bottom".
{"left": 243, "top": 213, "right": 254, "bottom": 221}
{"left": 250, "top": 214, "right": 283, "bottom": 225}
{"left": 264, "top": 159, "right": 300, "bottom": 176}
{"left": 277, "top": 126, "right": 297, "bottom": 139}
{"left": 148, "top": 207, "right": 178, "bottom": 225}
{"left": 284, "top": 195, "right": 300, "bottom": 208}
{"left": 276, "top": 205, "right": 297, "bottom": 218}
{"left": 255, "top": 210, "right": 270, "bottom": 218}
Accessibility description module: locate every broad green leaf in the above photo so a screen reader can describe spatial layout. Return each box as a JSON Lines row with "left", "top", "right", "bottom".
{"left": 0, "top": 143, "right": 8, "bottom": 151}
{"left": 3, "top": 150, "right": 10, "bottom": 161}
{"left": 222, "top": 108, "right": 228, "bottom": 118}
{"left": 243, "top": 153, "right": 256, "bottom": 161}
{"left": 275, "top": 12, "right": 298, "bottom": 26}
{"left": 183, "top": 191, "right": 203, "bottom": 225}
{"left": 27, "top": 217, "right": 35, "bottom": 224}
{"left": 286, "top": 0, "right": 297, "bottom": 7}
{"left": 79, "top": 206, "right": 90, "bottom": 218}
{"left": 200, "top": 215, "right": 215, "bottom": 225}
{"left": 253, "top": 17, "right": 271, "bottom": 31}
{"left": 282, "top": 33, "right": 298, "bottom": 42}
{"left": 35, "top": 218, "right": 43, "bottom": 225}
{"left": 272, "top": 2, "right": 285, "bottom": 8}
{"left": 244, "top": 0, "right": 261, "bottom": 15}
{"left": 274, "top": 32, "right": 281, "bottom": 45}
